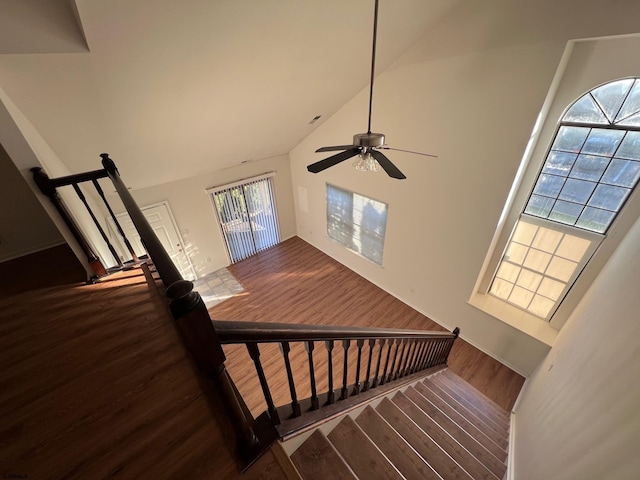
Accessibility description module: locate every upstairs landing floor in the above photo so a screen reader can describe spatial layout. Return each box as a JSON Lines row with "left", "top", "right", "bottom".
{"left": 0, "top": 267, "right": 283, "bottom": 479}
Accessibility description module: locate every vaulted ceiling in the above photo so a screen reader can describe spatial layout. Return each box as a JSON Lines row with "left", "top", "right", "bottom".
{"left": 0, "top": 0, "right": 452, "bottom": 188}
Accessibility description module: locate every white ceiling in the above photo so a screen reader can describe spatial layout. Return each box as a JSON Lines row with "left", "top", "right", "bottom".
{"left": 0, "top": 0, "right": 453, "bottom": 188}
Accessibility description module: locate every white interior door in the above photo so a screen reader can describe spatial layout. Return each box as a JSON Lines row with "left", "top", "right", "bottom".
{"left": 110, "top": 202, "right": 196, "bottom": 281}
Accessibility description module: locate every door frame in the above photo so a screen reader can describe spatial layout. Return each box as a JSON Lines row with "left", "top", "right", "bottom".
{"left": 206, "top": 172, "right": 279, "bottom": 265}
{"left": 106, "top": 200, "right": 197, "bottom": 280}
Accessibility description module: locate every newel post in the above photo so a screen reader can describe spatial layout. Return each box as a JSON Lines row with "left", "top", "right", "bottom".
{"left": 445, "top": 327, "right": 461, "bottom": 365}
{"left": 166, "top": 280, "right": 259, "bottom": 453}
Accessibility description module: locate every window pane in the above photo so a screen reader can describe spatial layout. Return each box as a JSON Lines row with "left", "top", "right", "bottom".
{"left": 614, "top": 79, "right": 640, "bottom": 123}
{"left": 588, "top": 184, "right": 631, "bottom": 211}
{"left": 581, "top": 128, "right": 625, "bottom": 156}
{"left": 531, "top": 227, "right": 563, "bottom": 253}
{"left": 505, "top": 242, "right": 528, "bottom": 265}
{"left": 614, "top": 131, "right": 640, "bottom": 160}
{"left": 528, "top": 295, "right": 556, "bottom": 318}
{"left": 512, "top": 221, "right": 538, "bottom": 245}
{"left": 496, "top": 262, "right": 521, "bottom": 283}
{"left": 590, "top": 79, "right": 634, "bottom": 122}
{"left": 549, "top": 200, "right": 583, "bottom": 225}
{"left": 509, "top": 286, "right": 534, "bottom": 309}
{"left": 516, "top": 269, "right": 543, "bottom": 291}
{"left": 558, "top": 178, "right": 597, "bottom": 204}
{"left": 601, "top": 159, "right": 640, "bottom": 187}
{"left": 563, "top": 94, "right": 608, "bottom": 124}
{"left": 551, "top": 126, "right": 589, "bottom": 153}
{"left": 546, "top": 256, "right": 578, "bottom": 282}
{"left": 525, "top": 195, "right": 555, "bottom": 217}
{"left": 555, "top": 235, "right": 591, "bottom": 262}
{"left": 568, "top": 154, "right": 610, "bottom": 181}
{"left": 533, "top": 174, "right": 565, "bottom": 198}
{"left": 523, "top": 248, "right": 552, "bottom": 273}
{"left": 538, "top": 277, "right": 566, "bottom": 301}
{"left": 617, "top": 111, "right": 640, "bottom": 127}
{"left": 490, "top": 278, "right": 513, "bottom": 300}
{"left": 576, "top": 207, "right": 615, "bottom": 233}
{"left": 543, "top": 151, "right": 578, "bottom": 177}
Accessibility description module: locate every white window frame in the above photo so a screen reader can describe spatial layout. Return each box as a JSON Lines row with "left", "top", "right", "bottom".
{"left": 470, "top": 70, "right": 640, "bottom": 345}
{"left": 325, "top": 183, "right": 388, "bottom": 266}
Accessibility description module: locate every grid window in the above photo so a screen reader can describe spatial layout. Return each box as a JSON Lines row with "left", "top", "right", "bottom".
{"left": 490, "top": 219, "right": 592, "bottom": 319}
{"left": 491, "top": 78, "right": 640, "bottom": 320}
{"left": 326, "top": 184, "right": 388, "bottom": 265}
{"left": 524, "top": 78, "right": 640, "bottom": 234}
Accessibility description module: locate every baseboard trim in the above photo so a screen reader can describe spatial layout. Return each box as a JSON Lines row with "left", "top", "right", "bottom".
{"left": 507, "top": 411, "right": 516, "bottom": 480}
{"left": 297, "top": 235, "right": 533, "bottom": 378}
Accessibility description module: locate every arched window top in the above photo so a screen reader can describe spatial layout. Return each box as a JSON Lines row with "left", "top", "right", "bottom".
{"left": 563, "top": 78, "right": 640, "bottom": 126}
{"left": 524, "top": 78, "right": 640, "bottom": 234}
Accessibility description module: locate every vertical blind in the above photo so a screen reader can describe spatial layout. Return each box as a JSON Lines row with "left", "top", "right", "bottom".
{"left": 326, "top": 183, "right": 388, "bottom": 265}
{"left": 209, "top": 174, "right": 280, "bottom": 263}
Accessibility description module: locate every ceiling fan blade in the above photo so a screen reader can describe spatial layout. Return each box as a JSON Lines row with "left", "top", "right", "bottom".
{"left": 378, "top": 146, "right": 439, "bottom": 158}
{"left": 307, "top": 148, "right": 361, "bottom": 173}
{"left": 370, "top": 150, "right": 406, "bottom": 179}
{"left": 315, "top": 145, "right": 356, "bottom": 153}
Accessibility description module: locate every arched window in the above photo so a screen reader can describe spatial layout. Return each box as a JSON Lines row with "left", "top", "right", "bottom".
{"left": 489, "top": 79, "right": 640, "bottom": 320}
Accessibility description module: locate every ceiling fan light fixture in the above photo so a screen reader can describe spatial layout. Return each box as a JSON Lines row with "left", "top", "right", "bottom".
{"left": 353, "top": 149, "right": 381, "bottom": 172}
{"left": 306, "top": 0, "right": 437, "bottom": 179}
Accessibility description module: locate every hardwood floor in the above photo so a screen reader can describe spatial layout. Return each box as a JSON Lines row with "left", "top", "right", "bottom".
{"left": 209, "top": 236, "right": 524, "bottom": 417}
{"left": 0, "top": 267, "right": 285, "bottom": 479}
{"left": 0, "top": 236, "right": 522, "bottom": 478}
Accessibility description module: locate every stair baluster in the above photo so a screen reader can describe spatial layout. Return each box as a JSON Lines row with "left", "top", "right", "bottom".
{"left": 305, "top": 341, "right": 320, "bottom": 410}
{"left": 279, "top": 341, "right": 301, "bottom": 417}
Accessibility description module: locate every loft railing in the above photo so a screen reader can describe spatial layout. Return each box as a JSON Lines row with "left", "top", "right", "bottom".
{"left": 33, "top": 154, "right": 461, "bottom": 466}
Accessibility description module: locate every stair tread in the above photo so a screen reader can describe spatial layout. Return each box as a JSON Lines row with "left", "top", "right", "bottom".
{"left": 437, "top": 372, "right": 510, "bottom": 424}
{"left": 356, "top": 405, "right": 442, "bottom": 480}
{"left": 376, "top": 397, "right": 473, "bottom": 480}
{"left": 405, "top": 387, "right": 507, "bottom": 478}
{"left": 328, "top": 415, "right": 404, "bottom": 480}
{"left": 428, "top": 376, "right": 509, "bottom": 437}
{"left": 416, "top": 381, "right": 508, "bottom": 454}
{"left": 393, "top": 391, "right": 500, "bottom": 480}
{"left": 291, "top": 430, "right": 357, "bottom": 480}
{"left": 420, "top": 379, "right": 509, "bottom": 451}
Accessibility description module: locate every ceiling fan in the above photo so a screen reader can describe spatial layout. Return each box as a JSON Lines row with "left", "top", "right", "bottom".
{"left": 307, "top": 0, "right": 437, "bottom": 180}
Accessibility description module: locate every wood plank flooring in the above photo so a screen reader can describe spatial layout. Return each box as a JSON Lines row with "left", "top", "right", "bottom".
{"left": 0, "top": 267, "right": 285, "bottom": 479}
{"left": 209, "top": 236, "right": 524, "bottom": 419}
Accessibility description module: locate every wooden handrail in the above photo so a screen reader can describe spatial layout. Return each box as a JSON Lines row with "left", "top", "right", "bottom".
{"left": 214, "top": 319, "right": 460, "bottom": 437}
{"left": 101, "top": 153, "right": 183, "bottom": 288}
{"left": 47, "top": 168, "right": 109, "bottom": 187}
{"left": 213, "top": 320, "right": 458, "bottom": 343}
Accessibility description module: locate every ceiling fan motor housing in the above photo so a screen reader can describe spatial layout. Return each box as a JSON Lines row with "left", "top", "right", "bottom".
{"left": 353, "top": 132, "right": 385, "bottom": 148}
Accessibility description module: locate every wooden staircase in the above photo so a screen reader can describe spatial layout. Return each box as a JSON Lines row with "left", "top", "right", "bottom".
{"left": 289, "top": 369, "right": 510, "bottom": 480}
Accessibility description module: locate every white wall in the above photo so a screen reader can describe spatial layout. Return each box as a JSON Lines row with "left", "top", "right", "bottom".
{"left": 104, "top": 154, "right": 296, "bottom": 278}
{"left": 288, "top": 0, "right": 640, "bottom": 375}
{"left": 511, "top": 204, "right": 640, "bottom": 479}
{"left": 0, "top": 86, "right": 117, "bottom": 273}
{"left": 0, "top": 143, "right": 64, "bottom": 262}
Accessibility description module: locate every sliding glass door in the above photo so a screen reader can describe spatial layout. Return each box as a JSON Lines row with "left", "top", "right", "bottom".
{"left": 209, "top": 174, "right": 280, "bottom": 263}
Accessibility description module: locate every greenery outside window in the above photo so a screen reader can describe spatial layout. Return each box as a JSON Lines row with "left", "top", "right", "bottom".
{"left": 326, "top": 183, "right": 388, "bottom": 265}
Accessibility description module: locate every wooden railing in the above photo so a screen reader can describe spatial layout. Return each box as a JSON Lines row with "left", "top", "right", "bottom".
{"left": 34, "top": 154, "right": 461, "bottom": 465}
{"left": 214, "top": 320, "right": 459, "bottom": 438}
